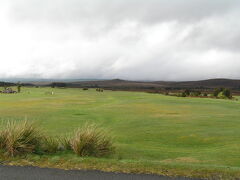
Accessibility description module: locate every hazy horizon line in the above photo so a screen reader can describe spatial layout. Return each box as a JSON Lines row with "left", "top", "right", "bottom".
{"left": 0, "top": 77, "right": 239, "bottom": 83}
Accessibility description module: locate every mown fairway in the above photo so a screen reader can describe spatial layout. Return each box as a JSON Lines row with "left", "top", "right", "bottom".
{"left": 1, "top": 87, "right": 240, "bottom": 169}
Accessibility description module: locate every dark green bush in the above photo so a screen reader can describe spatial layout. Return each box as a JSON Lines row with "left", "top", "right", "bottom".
{"left": 184, "top": 89, "right": 190, "bottom": 96}
{"left": 181, "top": 92, "right": 187, "bottom": 97}
{"left": 213, "top": 88, "right": 232, "bottom": 99}
{"left": 203, "top": 93, "right": 208, "bottom": 97}
{"left": 222, "top": 88, "right": 232, "bottom": 98}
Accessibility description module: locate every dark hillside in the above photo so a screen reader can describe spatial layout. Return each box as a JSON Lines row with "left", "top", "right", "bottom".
{"left": 155, "top": 79, "right": 240, "bottom": 89}
{"left": 8, "top": 78, "right": 240, "bottom": 92}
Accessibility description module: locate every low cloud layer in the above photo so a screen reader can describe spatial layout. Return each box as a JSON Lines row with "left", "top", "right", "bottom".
{"left": 0, "top": 0, "right": 240, "bottom": 80}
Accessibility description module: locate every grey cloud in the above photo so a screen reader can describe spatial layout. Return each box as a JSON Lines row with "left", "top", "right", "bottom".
{"left": 0, "top": 0, "right": 240, "bottom": 80}
{"left": 10, "top": 0, "right": 240, "bottom": 24}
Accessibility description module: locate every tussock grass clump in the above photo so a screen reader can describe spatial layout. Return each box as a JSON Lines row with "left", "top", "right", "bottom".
{"left": 59, "top": 136, "right": 71, "bottom": 151}
{"left": 70, "top": 124, "right": 114, "bottom": 157}
{"left": 0, "top": 121, "right": 115, "bottom": 158}
{"left": 0, "top": 131, "right": 7, "bottom": 149}
{"left": 41, "top": 137, "right": 60, "bottom": 154}
{"left": 0, "top": 121, "right": 42, "bottom": 157}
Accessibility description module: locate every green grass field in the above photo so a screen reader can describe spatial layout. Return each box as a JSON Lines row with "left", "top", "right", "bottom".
{"left": 1, "top": 87, "right": 240, "bottom": 179}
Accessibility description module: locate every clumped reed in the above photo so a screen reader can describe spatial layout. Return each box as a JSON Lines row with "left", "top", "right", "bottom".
{"left": 0, "top": 121, "right": 115, "bottom": 157}
{"left": 70, "top": 124, "right": 114, "bottom": 157}
{"left": 59, "top": 136, "right": 72, "bottom": 151}
{"left": 0, "top": 121, "right": 42, "bottom": 156}
{"left": 41, "top": 137, "right": 60, "bottom": 154}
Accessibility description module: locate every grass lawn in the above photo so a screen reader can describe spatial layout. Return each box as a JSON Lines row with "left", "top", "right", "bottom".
{"left": 1, "top": 87, "right": 240, "bottom": 179}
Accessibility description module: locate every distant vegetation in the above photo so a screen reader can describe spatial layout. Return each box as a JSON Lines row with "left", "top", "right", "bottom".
{"left": 213, "top": 87, "right": 232, "bottom": 99}
{"left": 51, "top": 82, "right": 67, "bottom": 88}
{"left": 1, "top": 79, "right": 240, "bottom": 97}
{"left": 165, "top": 88, "right": 233, "bottom": 100}
{"left": 96, "top": 88, "right": 104, "bottom": 92}
{"left": 17, "top": 82, "right": 22, "bottom": 93}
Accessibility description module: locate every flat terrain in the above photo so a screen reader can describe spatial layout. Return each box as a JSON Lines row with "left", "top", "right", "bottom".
{"left": 0, "top": 87, "right": 240, "bottom": 178}
{"left": 0, "top": 165, "right": 199, "bottom": 180}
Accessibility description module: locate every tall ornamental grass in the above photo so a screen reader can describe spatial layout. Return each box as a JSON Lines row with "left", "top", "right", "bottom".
{"left": 0, "top": 121, "right": 115, "bottom": 157}
{"left": 0, "top": 121, "right": 42, "bottom": 156}
{"left": 70, "top": 124, "right": 115, "bottom": 157}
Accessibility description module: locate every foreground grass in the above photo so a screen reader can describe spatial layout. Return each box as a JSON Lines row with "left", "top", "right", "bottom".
{"left": 0, "top": 120, "right": 114, "bottom": 157}
{"left": 2, "top": 154, "right": 240, "bottom": 179}
{"left": 1, "top": 87, "right": 240, "bottom": 179}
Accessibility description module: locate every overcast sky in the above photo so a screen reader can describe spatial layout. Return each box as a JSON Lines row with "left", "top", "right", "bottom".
{"left": 0, "top": 0, "right": 240, "bottom": 81}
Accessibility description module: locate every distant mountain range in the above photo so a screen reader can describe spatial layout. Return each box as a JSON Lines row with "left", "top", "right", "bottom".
{"left": 0, "top": 78, "right": 103, "bottom": 83}
{"left": 1, "top": 78, "right": 240, "bottom": 90}
{"left": 24, "top": 78, "right": 240, "bottom": 90}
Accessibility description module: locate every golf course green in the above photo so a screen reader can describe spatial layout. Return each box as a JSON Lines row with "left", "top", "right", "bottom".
{"left": 0, "top": 87, "right": 240, "bottom": 178}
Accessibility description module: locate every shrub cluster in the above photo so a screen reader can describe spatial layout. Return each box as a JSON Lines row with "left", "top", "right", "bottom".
{"left": 166, "top": 89, "right": 208, "bottom": 98}
{"left": 0, "top": 121, "right": 114, "bottom": 157}
{"left": 213, "top": 88, "right": 232, "bottom": 99}
{"left": 180, "top": 89, "right": 203, "bottom": 97}
{"left": 96, "top": 88, "right": 104, "bottom": 92}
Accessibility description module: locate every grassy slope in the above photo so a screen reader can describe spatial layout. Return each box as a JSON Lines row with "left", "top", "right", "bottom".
{"left": 1, "top": 87, "right": 240, "bottom": 179}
